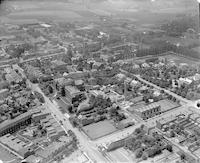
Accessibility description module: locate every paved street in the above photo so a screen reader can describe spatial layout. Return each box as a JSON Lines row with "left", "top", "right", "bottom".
{"left": 29, "top": 81, "right": 110, "bottom": 163}
{"left": 27, "top": 68, "right": 200, "bottom": 163}
{"left": 120, "top": 69, "right": 196, "bottom": 106}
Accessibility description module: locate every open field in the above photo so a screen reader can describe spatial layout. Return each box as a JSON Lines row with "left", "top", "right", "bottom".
{"left": 160, "top": 54, "right": 200, "bottom": 66}
{"left": 0, "top": 145, "right": 18, "bottom": 162}
{"left": 82, "top": 120, "right": 117, "bottom": 140}
{"left": 156, "top": 99, "right": 180, "bottom": 112}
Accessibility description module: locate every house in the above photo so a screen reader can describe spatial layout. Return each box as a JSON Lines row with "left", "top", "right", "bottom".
{"left": 192, "top": 74, "right": 200, "bottom": 81}
{"left": 132, "top": 64, "right": 140, "bottom": 69}
{"left": 156, "top": 115, "right": 177, "bottom": 130}
{"left": 179, "top": 78, "right": 192, "bottom": 85}
{"left": 130, "top": 80, "right": 140, "bottom": 88}
{"left": 55, "top": 77, "right": 74, "bottom": 88}
{"left": 115, "top": 73, "right": 126, "bottom": 81}
{"left": 64, "top": 71, "right": 89, "bottom": 80}
{"left": 51, "top": 60, "right": 68, "bottom": 73}
{"left": 142, "top": 63, "right": 150, "bottom": 68}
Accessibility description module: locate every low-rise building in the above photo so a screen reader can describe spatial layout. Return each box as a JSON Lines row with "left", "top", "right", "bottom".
{"left": 4, "top": 67, "right": 23, "bottom": 84}
{"left": 39, "top": 115, "right": 65, "bottom": 140}
{"left": 0, "top": 134, "right": 34, "bottom": 158}
{"left": 0, "top": 88, "right": 9, "bottom": 100}
{"left": 64, "top": 71, "right": 89, "bottom": 80}
{"left": 156, "top": 115, "right": 177, "bottom": 130}
{"left": 65, "top": 86, "right": 83, "bottom": 102}
{"left": 135, "top": 103, "right": 161, "bottom": 120}
{"left": 0, "top": 111, "right": 33, "bottom": 136}
{"left": 179, "top": 77, "right": 192, "bottom": 85}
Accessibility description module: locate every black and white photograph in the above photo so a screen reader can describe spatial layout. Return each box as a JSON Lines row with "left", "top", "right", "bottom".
{"left": 0, "top": 0, "right": 200, "bottom": 163}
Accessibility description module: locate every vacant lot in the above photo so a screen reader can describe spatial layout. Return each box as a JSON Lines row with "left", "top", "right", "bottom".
{"left": 82, "top": 120, "right": 117, "bottom": 140}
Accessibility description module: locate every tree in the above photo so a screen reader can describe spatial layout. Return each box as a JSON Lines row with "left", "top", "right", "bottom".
{"left": 37, "top": 124, "right": 43, "bottom": 130}
{"left": 135, "top": 128, "right": 142, "bottom": 135}
{"left": 142, "top": 154, "right": 148, "bottom": 160}
{"left": 34, "top": 91, "right": 45, "bottom": 103}
{"left": 55, "top": 82, "right": 59, "bottom": 91}
{"left": 135, "top": 148, "right": 143, "bottom": 158}
{"left": 48, "top": 86, "right": 54, "bottom": 94}
{"left": 41, "top": 128, "right": 47, "bottom": 136}
{"left": 34, "top": 59, "right": 42, "bottom": 68}
{"left": 109, "top": 107, "right": 118, "bottom": 117}
{"left": 67, "top": 45, "right": 73, "bottom": 58}
{"left": 169, "top": 131, "right": 175, "bottom": 138}
{"left": 96, "top": 77, "right": 104, "bottom": 86}
{"left": 133, "top": 140, "right": 142, "bottom": 151}
{"left": 62, "top": 54, "right": 72, "bottom": 64}
{"left": 68, "top": 105, "right": 73, "bottom": 113}
{"left": 33, "top": 130, "right": 37, "bottom": 137}
{"left": 12, "top": 46, "right": 25, "bottom": 58}
{"left": 180, "top": 153, "right": 186, "bottom": 160}
{"left": 61, "top": 86, "right": 66, "bottom": 96}
{"left": 166, "top": 144, "right": 173, "bottom": 152}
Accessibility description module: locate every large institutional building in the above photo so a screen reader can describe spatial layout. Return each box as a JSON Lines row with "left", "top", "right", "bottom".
{"left": 135, "top": 103, "right": 161, "bottom": 120}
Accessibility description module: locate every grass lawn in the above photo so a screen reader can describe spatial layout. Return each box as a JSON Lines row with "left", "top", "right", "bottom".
{"left": 82, "top": 120, "right": 117, "bottom": 140}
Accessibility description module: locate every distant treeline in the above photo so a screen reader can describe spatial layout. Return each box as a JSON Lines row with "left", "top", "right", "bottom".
{"left": 161, "top": 16, "right": 198, "bottom": 37}
{"left": 136, "top": 41, "right": 200, "bottom": 59}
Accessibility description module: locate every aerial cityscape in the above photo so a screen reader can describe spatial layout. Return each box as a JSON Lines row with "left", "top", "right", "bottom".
{"left": 0, "top": 0, "right": 200, "bottom": 163}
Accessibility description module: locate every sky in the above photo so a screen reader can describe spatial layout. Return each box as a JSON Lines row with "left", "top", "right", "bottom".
{"left": 90, "top": 0, "right": 198, "bottom": 13}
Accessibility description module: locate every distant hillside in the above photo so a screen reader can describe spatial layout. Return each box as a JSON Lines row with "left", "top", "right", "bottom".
{"left": 161, "top": 16, "right": 198, "bottom": 37}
